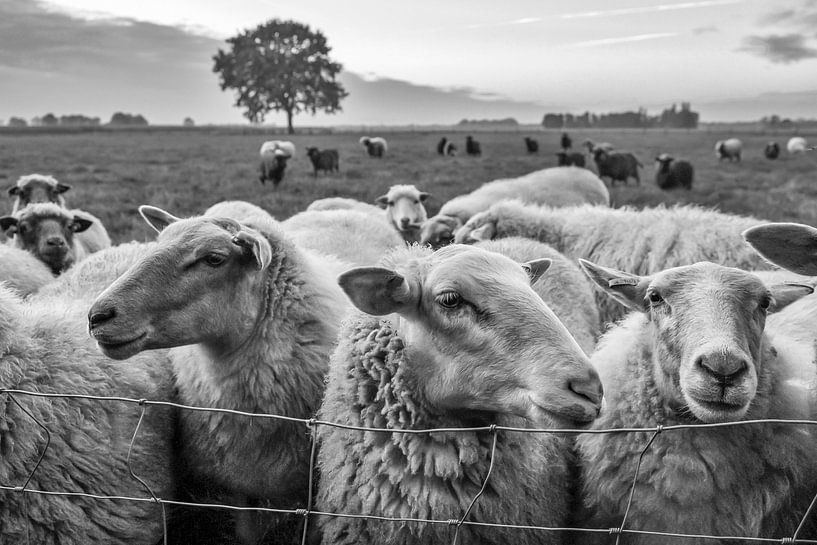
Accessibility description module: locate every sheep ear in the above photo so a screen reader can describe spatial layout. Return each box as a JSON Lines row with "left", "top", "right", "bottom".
{"left": 7, "top": 186, "right": 20, "bottom": 196}
{"left": 468, "top": 223, "right": 496, "bottom": 242}
{"left": 55, "top": 183, "right": 72, "bottom": 194}
{"left": 375, "top": 195, "right": 389, "bottom": 208}
{"left": 767, "top": 283, "right": 814, "bottom": 313}
{"left": 338, "top": 267, "right": 414, "bottom": 316}
{"left": 71, "top": 216, "right": 93, "bottom": 233}
{"left": 743, "top": 223, "right": 817, "bottom": 276}
{"left": 0, "top": 216, "right": 18, "bottom": 234}
{"left": 579, "top": 259, "right": 650, "bottom": 312}
{"left": 522, "top": 258, "right": 551, "bottom": 284}
{"left": 418, "top": 192, "right": 430, "bottom": 202}
{"left": 139, "top": 205, "right": 180, "bottom": 233}
{"left": 232, "top": 230, "right": 272, "bottom": 270}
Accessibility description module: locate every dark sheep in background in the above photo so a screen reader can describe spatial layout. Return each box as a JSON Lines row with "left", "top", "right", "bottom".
{"left": 655, "top": 153, "right": 694, "bottom": 190}
{"left": 593, "top": 148, "right": 642, "bottom": 186}
{"left": 764, "top": 141, "right": 781, "bottom": 160}
{"left": 437, "top": 136, "right": 456, "bottom": 156}
{"left": 556, "top": 151, "right": 586, "bottom": 167}
{"left": 465, "top": 135, "right": 482, "bottom": 156}
{"left": 524, "top": 136, "right": 539, "bottom": 153}
{"left": 306, "top": 147, "right": 340, "bottom": 177}
{"left": 258, "top": 140, "right": 295, "bottom": 187}
{"left": 560, "top": 132, "right": 572, "bottom": 150}
{"left": 359, "top": 136, "right": 388, "bottom": 158}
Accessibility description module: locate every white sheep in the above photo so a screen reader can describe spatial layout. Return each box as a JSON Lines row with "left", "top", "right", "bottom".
{"left": 204, "top": 200, "right": 275, "bottom": 224}
{"left": 282, "top": 208, "right": 404, "bottom": 267}
{"left": 0, "top": 285, "right": 177, "bottom": 544}
{"left": 715, "top": 138, "right": 742, "bottom": 162}
{"left": 419, "top": 166, "right": 610, "bottom": 249}
{"left": 316, "top": 244, "right": 604, "bottom": 545}
{"left": 455, "top": 201, "right": 773, "bottom": 325}
{"left": 9, "top": 173, "right": 71, "bottom": 213}
{"left": 581, "top": 139, "right": 614, "bottom": 155}
{"left": 787, "top": 136, "right": 808, "bottom": 155}
{"left": 88, "top": 207, "right": 352, "bottom": 544}
{"left": 375, "top": 184, "right": 430, "bottom": 244}
{"left": 0, "top": 244, "right": 55, "bottom": 296}
{"left": 359, "top": 136, "right": 388, "bottom": 157}
{"left": 258, "top": 140, "right": 296, "bottom": 187}
{"left": 306, "top": 196, "right": 385, "bottom": 216}
{"left": 575, "top": 259, "right": 817, "bottom": 543}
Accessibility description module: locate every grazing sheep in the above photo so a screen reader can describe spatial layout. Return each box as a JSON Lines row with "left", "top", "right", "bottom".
{"left": 419, "top": 166, "right": 610, "bottom": 249}
{"left": 375, "top": 184, "right": 430, "bottom": 244}
{"left": 465, "top": 134, "right": 482, "bottom": 156}
{"left": 575, "top": 260, "right": 817, "bottom": 544}
{"left": 524, "top": 136, "right": 539, "bottom": 153}
{"left": 8, "top": 173, "right": 71, "bottom": 213}
{"left": 0, "top": 285, "right": 177, "bottom": 544}
{"left": 764, "top": 141, "right": 781, "bottom": 160}
{"left": 282, "top": 208, "right": 403, "bottom": 267}
{"left": 715, "top": 138, "right": 742, "bottom": 162}
{"left": 454, "top": 202, "right": 773, "bottom": 325}
{"left": 316, "top": 244, "right": 604, "bottom": 545}
{"left": 204, "top": 200, "right": 275, "bottom": 225}
{"left": 359, "top": 136, "right": 388, "bottom": 158}
{"left": 0, "top": 244, "right": 55, "bottom": 296}
{"left": 258, "top": 140, "right": 295, "bottom": 187}
{"left": 788, "top": 136, "right": 808, "bottom": 155}
{"left": 581, "top": 139, "right": 614, "bottom": 154}
{"left": 306, "top": 147, "right": 340, "bottom": 177}
{"left": 592, "top": 148, "right": 642, "bottom": 186}
{"left": 560, "top": 132, "right": 572, "bottom": 150}
{"left": 88, "top": 207, "right": 352, "bottom": 545}
{"left": 654, "top": 153, "right": 694, "bottom": 190}
{"left": 556, "top": 151, "right": 586, "bottom": 167}
{"left": 437, "top": 137, "right": 457, "bottom": 156}
{"left": 306, "top": 196, "right": 384, "bottom": 216}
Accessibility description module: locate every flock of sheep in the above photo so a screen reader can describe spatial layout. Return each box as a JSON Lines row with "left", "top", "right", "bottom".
{"left": 2, "top": 147, "right": 817, "bottom": 545}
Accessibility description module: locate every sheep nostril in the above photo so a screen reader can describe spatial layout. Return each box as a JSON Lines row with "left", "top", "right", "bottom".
{"left": 88, "top": 307, "right": 116, "bottom": 329}
{"left": 46, "top": 237, "right": 66, "bottom": 247}
{"left": 569, "top": 374, "right": 604, "bottom": 410}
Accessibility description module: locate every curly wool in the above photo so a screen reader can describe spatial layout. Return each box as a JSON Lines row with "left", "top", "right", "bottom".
{"left": 316, "top": 317, "right": 574, "bottom": 545}
{"left": 0, "top": 245, "right": 54, "bottom": 296}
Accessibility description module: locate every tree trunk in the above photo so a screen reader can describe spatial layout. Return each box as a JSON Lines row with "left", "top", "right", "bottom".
{"left": 286, "top": 109, "right": 294, "bottom": 135}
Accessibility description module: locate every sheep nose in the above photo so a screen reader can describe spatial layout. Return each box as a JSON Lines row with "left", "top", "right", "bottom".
{"left": 694, "top": 351, "right": 748, "bottom": 385}
{"left": 46, "top": 236, "right": 66, "bottom": 247}
{"left": 569, "top": 370, "right": 604, "bottom": 412}
{"left": 88, "top": 306, "right": 116, "bottom": 329}
{"left": 399, "top": 218, "right": 411, "bottom": 228}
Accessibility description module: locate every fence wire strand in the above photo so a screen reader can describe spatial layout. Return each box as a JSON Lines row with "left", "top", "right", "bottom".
{"left": 2, "top": 387, "right": 817, "bottom": 545}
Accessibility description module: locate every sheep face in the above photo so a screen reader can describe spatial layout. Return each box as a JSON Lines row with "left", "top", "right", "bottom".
{"left": 377, "top": 185, "right": 429, "bottom": 234}
{"left": 580, "top": 260, "right": 805, "bottom": 424}
{"left": 743, "top": 222, "right": 817, "bottom": 276}
{"left": 89, "top": 206, "right": 272, "bottom": 361}
{"left": 0, "top": 205, "right": 91, "bottom": 274}
{"left": 259, "top": 154, "right": 289, "bottom": 186}
{"left": 339, "top": 244, "right": 603, "bottom": 427}
{"left": 9, "top": 175, "right": 70, "bottom": 211}
{"left": 419, "top": 215, "right": 461, "bottom": 249}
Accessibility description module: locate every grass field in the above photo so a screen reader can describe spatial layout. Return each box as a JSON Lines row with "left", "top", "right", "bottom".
{"left": 1, "top": 127, "right": 816, "bottom": 244}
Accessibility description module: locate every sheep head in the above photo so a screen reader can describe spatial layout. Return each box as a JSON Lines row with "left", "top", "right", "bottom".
{"left": 377, "top": 185, "right": 430, "bottom": 233}
{"left": 419, "top": 215, "right": 461, "bottom": 249}
{"left": 580, "top": 260, "right": 811, "bottom": 423}
{"left": 9, "top": 174, "right": 71, "bottom": 212}
{"left": 338, "top": 244, "right": 603, "bottom": 427}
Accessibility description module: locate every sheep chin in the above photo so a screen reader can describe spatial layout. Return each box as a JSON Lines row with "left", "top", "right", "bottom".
{"left": 95, "top": 331, "right": 149, "bottom": 360}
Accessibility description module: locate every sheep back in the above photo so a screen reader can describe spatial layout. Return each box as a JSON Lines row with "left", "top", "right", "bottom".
{"left": 306, "top": 197, "right": 384, "bottom": 216}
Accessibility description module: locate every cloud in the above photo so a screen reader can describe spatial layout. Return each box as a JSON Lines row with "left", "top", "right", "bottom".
{"left": 759, "top": 2, "right": 817, "bottom": 29}
{"left": 692, "top": 25, "right": 719, "bottom": 34}
{"left": 563, "top": 33, "right": 678, "bottom": 49}
{"left": 560, "top": 0, "right": 742, "bottom": 19}
{"left": 740, "top": 33, "right": 817, "bottom": 63}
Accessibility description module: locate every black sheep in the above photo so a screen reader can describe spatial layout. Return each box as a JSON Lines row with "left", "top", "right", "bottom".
{"left": 465, "top": 135, "right": 482, "bottom": 156}
{"left": 560, "top": 132, "right": 572, "bottom": 150}
{"left": 593, "top": 149, "right": 642, "bottom": 186}
{"left": 655, "top": 154, "right": 694, "bottom": 190}
{"left": 306, "top": 147, "right": 340, "bottom": 177}
{"left": 764, "top": 141, "right": 780, "bottom": 160}
{"left": 524, "top": 137, "right": 539, "bottom": 153}
{"left": 556, "top": 151, "right": 586, "bottom": 167}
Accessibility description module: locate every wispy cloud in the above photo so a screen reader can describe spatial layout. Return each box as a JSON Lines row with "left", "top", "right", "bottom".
{"left": 465, "top": 17, "right": 542, "bottom": 30}
{"left": 740, "top": 33, "right": 817, "bottom": 63}
{"left": 563, "top": 33, "right": 679, "bottom": 49}
{"left": 692, "top": 25, "right": 719, "bottom": 34}
{"left": 561, "top": 0, "right": 742, "bottom": 19}
{"left": 758, "top": 1, "right": 817, "bottom": 30}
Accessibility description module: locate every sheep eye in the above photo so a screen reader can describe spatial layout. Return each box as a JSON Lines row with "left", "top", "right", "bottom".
{"left": 387, "top": 201, "right": 395, "bottom": 207}
{"left": 759, "top": 295, "right": 771, "bottom": 311}
{"left": 436, "top": 291, "right": 462, "bottom": 309}
{"left": 413, "top": 200, "right": 419, "bottom": 205}
{"left": 202, "top": 254, "right": 227, "bottom": 267}
{"left": 647, "top": 290, "right": 663, "bottom": 305}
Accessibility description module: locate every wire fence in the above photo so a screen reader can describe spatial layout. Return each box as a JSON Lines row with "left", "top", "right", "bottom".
{"left": 2, "top": 387, "right": 817, "bottom": 545}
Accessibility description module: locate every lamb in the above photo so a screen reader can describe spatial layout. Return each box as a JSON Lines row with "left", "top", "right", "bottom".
{"left": 88, "top": 206, "right": 352, "bottom": 544}
{"left": 592, "top": 148, "right": 642, "bottom": 186}
{"left": 764, "top": 141, "right": 781, "bottom": 160}
{"left": 574, "top": 260, "right": 817, "bottom": 544}
{"left": 0, "top": 244, "right": 55, "bottom": 296}
{"left": 8, "top": 173, "right": 71, "bottom": 213}
{"left": 556, "top": 150, "right": 586, "bottom": 167}
{"left": 315, "top": 244, "right": 604, "bottom": 545}
{"left": 419, "top": 166, "right": 610, "bottom": 249}
{"left": 788, "top": 136, "right": 808, "bottom": 155}
{"left": 454, "top": 201, "right": 773, "bottom": 325}
{"left": 282, "top": 208, "right": 403, "bottom": 266}
{"left": 465, "top": 134, "right": 482, "bottom": 156}
{"left": 1, "top": 203, "right": 110, "bottom": 274}
{"left": 204, "top": 200, "right": 275, "bottom": 224}
{"left": 258, "top": 140, "right": 295, "bottom": 187}
{"left": 715, "top": 138, "right": 742, "bottom": 162}
{"left": 375, "top": 184, "right": 430, "bottom": 244}
{"left": 654, "top": 153, "right": 694, "bottom": 190}
{"left": 524, "top": 136, "right": 539, "bottom": 153}
{"left": 359, "top": 136, "right": 388, "bottom": 158}
{"left": 306, "top": 196, "right": 384, "bottom": 216}
{"left": 436, "top": 136, "right": 456, "bottom": 156}
{"left": 306, "top": 147, "right": 340, "bottom": 176}
{"left": 0, "top": 285, "right": 177, "bottom": 544}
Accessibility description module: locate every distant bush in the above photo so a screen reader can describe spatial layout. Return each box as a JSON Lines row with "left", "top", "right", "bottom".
{"left": 8, "top": 117, "right": 28, "bottom": 127}
{"left": 183, "top": 117, "right": 195, "bottom": 127}
{"left": 108, "top": 112, "right": 149, "bottom": 126}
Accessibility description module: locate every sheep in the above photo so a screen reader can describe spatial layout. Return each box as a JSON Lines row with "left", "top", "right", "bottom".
{"left": 315, "top": 243, "right": 604, "bottom": 545}
{"left": 0, "top": 244, "right": 55, "bottom": 296}
{"left": 788, "top": 136, "right": 808, "bottom": 155}
{"left": 654, "top": 153, "right": 694, "bottom": 190}
{"left": 574, "top": 259, "right": 817, "bottom": 544}
{"left": 419, "top": 166, "right": 610, "bottom": 249}
{"left": 436, "top": 136, "right": 457, "bottom": 156}
{"left": 560, "top": 132, "right": 572, "bottom": 150}
{"left": 592, "top": 148, "right": 642, "bottom": 186}
{"left": 524, "top": 136, "right": 539, "bottom": 153}
{"left": 8, "top": 173, "right": 71, "bottom": 213}
{"left": 764, "top": 141, "right": 781, "bottom": 160}
{"left": 465, "top": 134, "right": 482, "bottom": 156}
{"left": 0, "top": 203, "right": 110, "bottom": 274}
{"left": 581, "top": 139, "right": 614, "bottom": 154}
{"left": 258, "top": 140, "right": 295, "bottom": 187}
{"left": 306, "top": 147, "right": 340, "bottom": 177}
{"left": 375, "top": 184, "right": 430, "bottom": 244}
{"left": 359, "top": 136, "right": 388, "bottom": 158}
{"left": 556, "top": 150, "right": 586, "bottom": 167}
{"left": 88, "top": 206, "right": 352, "bottom": 545}
{"left": 306, "top": 196, "right": 384, "bottom": 216}
{"left": 715, "top": 138, "right": 742, "bottom": 162}
{"left": 282, "top": 208, "right": 403, "bottom": 267}
{"left": 454, "top": 202, "right": 773, "bottom": 325}
{"left": 204, "top": 200, "right": 275, "bottom": 224}
{"left": 0, "top": 285, "right": 177, "bottom": 544}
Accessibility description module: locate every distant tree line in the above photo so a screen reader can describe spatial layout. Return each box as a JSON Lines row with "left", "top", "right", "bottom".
{"left": 542, "top": 103, "right": 699, "bottom": 129}
{"left": 457, "top": 117, "right": 519, "bottom": 127}
{"left": 0, "top": 112, "right": 150, "bottom": 127}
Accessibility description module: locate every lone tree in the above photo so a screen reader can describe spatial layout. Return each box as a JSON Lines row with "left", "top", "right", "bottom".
{"left": 213, "top": 19, "right": 348, "bottom": 134}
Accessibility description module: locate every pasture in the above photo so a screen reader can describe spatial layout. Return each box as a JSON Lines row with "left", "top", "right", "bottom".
{"left": 1, "top": 127, "right": 816, "bottom": 243}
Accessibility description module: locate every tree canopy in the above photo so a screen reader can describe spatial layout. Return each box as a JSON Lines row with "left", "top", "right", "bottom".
{"left": 213, "top": 19, "right": 348, "bottom": 133}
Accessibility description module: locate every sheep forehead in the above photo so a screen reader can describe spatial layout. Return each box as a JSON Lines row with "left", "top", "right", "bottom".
{"left": 157, "top": 217, "right": 242, "bottom": 252}
{"left": 650, "top": 262, "right": 767, "bottom": 309}
{"left": 17, "top": 203, "right": 71, "bottom": 222}
{"left": 17, "top": 174, "right": 59, "bottom": 189}
{"left": 422, "top": 245, "right": 528, "bottom": 295}
{"left": 386, "top": 184, "right": 421, "bottom": 200}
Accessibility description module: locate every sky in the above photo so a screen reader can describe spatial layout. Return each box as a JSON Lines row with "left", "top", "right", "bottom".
{"left": 1, "top": 0, "right": 816, "bottom": 125}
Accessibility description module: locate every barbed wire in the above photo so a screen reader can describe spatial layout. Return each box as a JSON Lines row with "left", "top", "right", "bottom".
{"left": 2, "top": 387, "right": 817, "bottom": 545}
